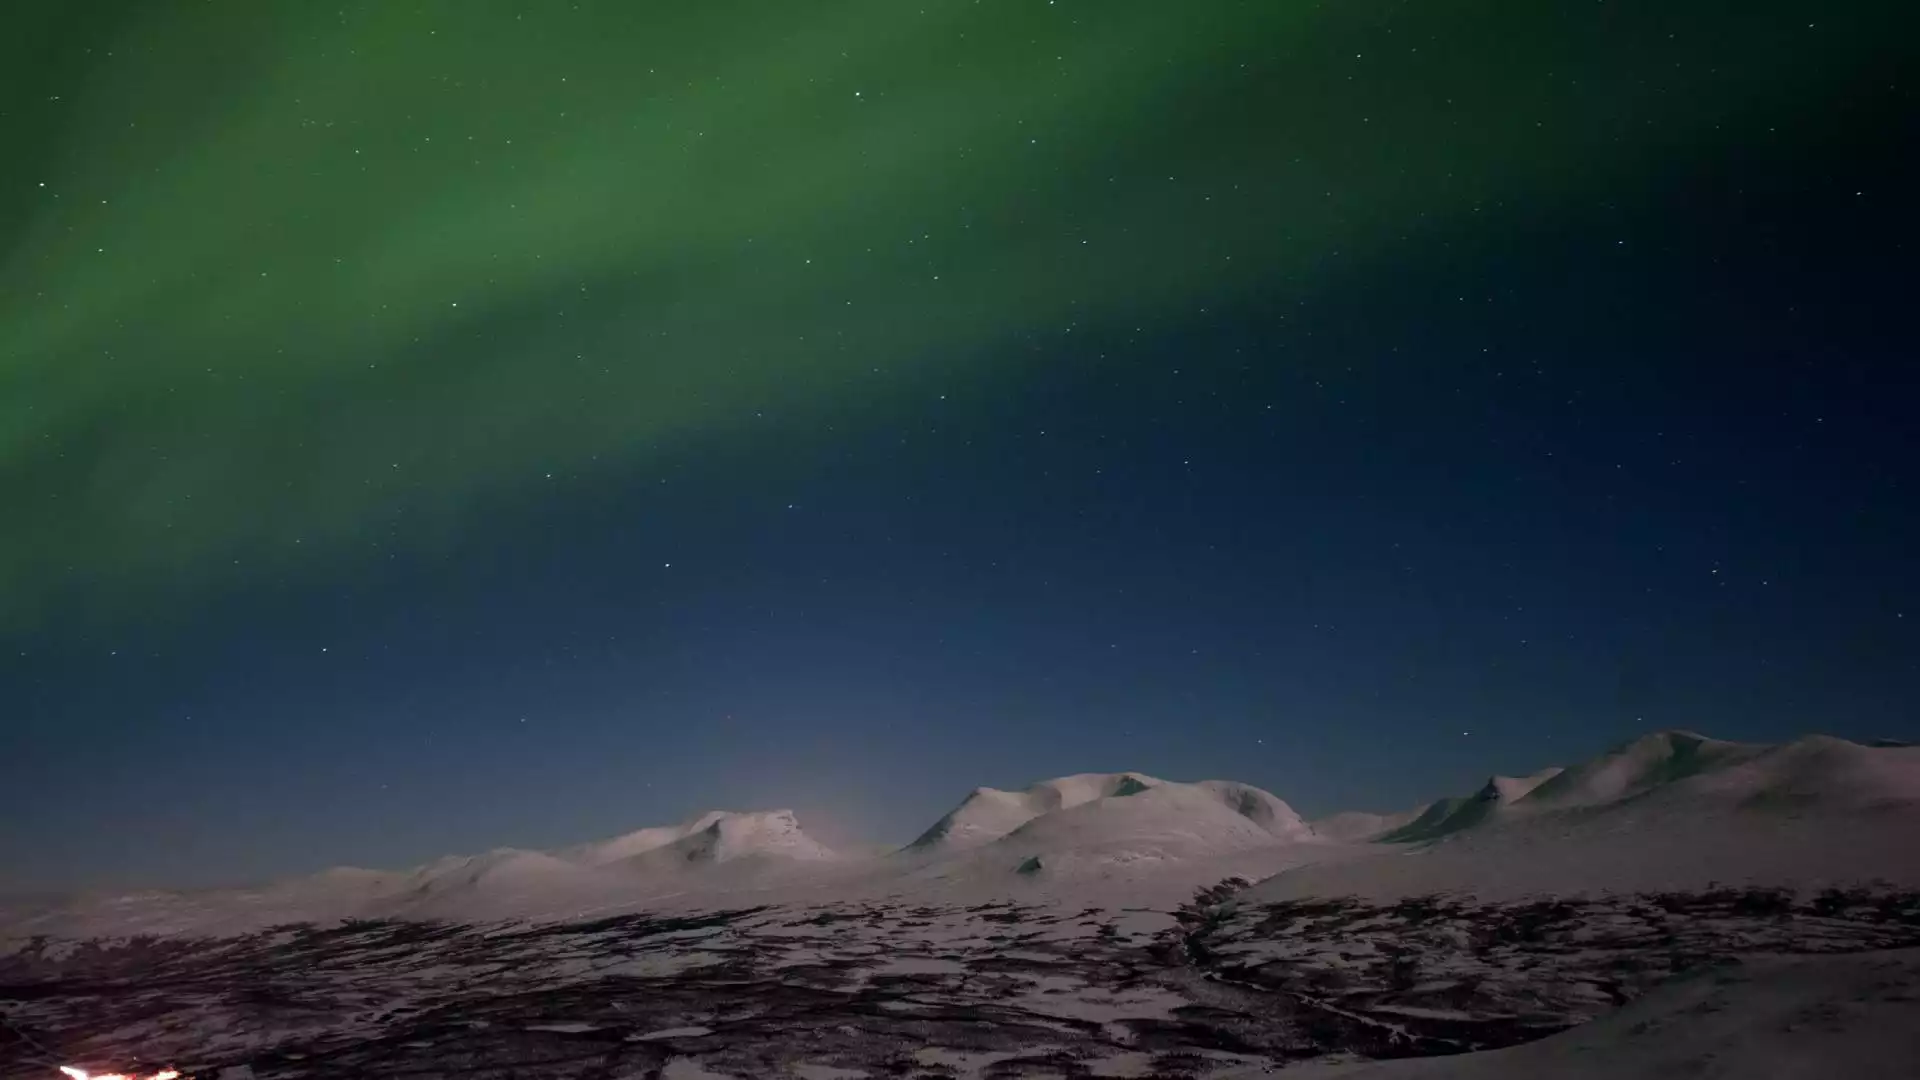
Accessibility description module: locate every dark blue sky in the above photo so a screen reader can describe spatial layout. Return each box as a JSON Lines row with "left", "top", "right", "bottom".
{"left": 3, "top": 2, "right": 1914, "bottom": 891}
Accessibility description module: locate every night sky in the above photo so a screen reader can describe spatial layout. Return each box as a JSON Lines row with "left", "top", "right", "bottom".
{"left": 3, "top": 1, "right": 1913, "bottom": 892}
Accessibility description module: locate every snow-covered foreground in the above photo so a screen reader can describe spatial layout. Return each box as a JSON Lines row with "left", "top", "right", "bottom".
{"left": 3, "top": 731, "right": 1918, "bottom": 1078}
{"left": 6, "top": 883, "right": 1918, "bottom": 1079}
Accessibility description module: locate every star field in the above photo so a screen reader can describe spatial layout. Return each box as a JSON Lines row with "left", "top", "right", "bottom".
{"left": 1, "top": 0, "right": 1913, "bottom": 890}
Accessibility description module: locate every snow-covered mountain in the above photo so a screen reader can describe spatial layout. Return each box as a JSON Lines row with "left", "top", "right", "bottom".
{"left": 895, "top": 774, "right": 1320, "bottom": 895}
{"left": 7, "top": 732, "right": 1918, "bottom": 939}
{"left": 1378, "top": 766, "right": 1566, "bottom": 842}
{"left": 11, "top": 734, "right": 1919, "bottom": 1080}
{"left": 902, "top": 772, "right": 1166, "bottom": 854}
{"left": 982, "top": 780, "right": 1308, "bottom": 865}
{"left": 1253, "top": 731, "right": 1920, "bottom": 903}
{"left": 1369, "top": 730, "right": 1920, "bottom": 844}
{"left": 619, "top": 809, "right": 838, "bottom": 871}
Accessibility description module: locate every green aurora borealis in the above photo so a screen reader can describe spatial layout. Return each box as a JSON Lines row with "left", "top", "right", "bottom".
{"left": 1, "top": 2, "right": 1892, "bottom": 625}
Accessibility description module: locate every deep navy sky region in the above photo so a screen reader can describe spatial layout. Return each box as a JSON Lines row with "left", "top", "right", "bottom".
{"left": 3, "top": 1, "right": 1914, "bottom": 891}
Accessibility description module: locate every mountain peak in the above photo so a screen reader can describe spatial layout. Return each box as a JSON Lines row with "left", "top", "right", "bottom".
{"left": 1475, "top": 768, "right": 1565, "bottom": 803}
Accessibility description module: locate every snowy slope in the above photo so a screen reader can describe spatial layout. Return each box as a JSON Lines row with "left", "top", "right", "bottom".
{"left": 1226, "top": 947, "right": 1920, "bottom": 1080}
{"left": 0, "top": 872, "right": 400, "bottom": 940}
{"left": 380, "top": 848, "right": 612, "bottom": 922}
{"left": 1192, "top": 779, "right": 1315, "bottom": 840}
{"left": 1519, "top": 730, "right": 1755, "bottom": 808}
{"left": 1667, "top": 733, "right": 1920, "bottom": 812}
{"left": 992, "top": 781, "right": 1302, "bottom": 861}
{"left": 1311, "top": 808, "right": 1423, "bottom": 843}
{"left": 903, "top": 772, "right": 1165, "bottom": 853}
{"left": 1379, "top": 767, "right": 1565, "bottom": 842}
{"left": 561, "top": 811, "right": 732, "bottom": 865}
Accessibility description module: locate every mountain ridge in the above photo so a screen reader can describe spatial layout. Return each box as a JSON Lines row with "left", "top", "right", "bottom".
{"left": 7, "top": 731, "right": 1918, "bottom": 937}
